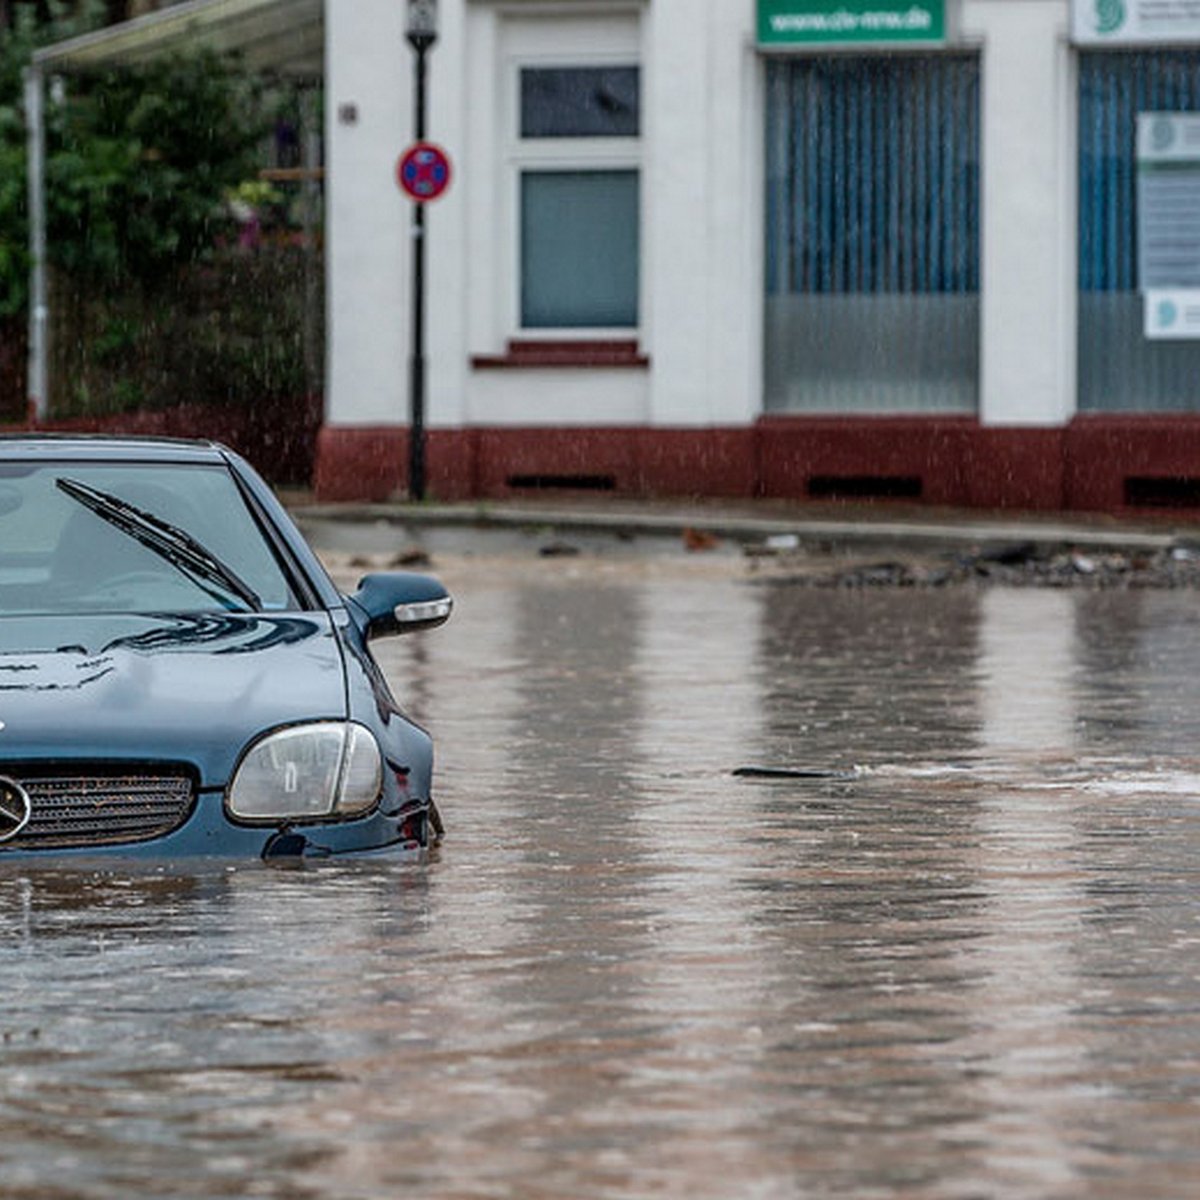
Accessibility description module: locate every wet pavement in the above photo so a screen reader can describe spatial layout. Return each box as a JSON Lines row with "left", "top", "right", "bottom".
{"left": 5, "top": 519, "right": 1200, "bottom": 1198}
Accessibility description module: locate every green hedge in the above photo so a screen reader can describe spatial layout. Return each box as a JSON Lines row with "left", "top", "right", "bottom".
{"left": 50, "top": 240, "right": 323, "bottom": 416}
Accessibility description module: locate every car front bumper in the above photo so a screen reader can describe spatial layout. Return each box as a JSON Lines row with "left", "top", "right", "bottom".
{"left": 0, "top": 790, "right": 435, "bottom": 864}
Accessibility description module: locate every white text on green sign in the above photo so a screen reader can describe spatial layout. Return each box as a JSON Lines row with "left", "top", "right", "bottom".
{"left": 758, "top": 1, "right": 946, "bottom": 46}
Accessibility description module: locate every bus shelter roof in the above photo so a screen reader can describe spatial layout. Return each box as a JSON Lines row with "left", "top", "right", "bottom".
{"left": 32, "top": 0, "right": 324, "bottom": 80}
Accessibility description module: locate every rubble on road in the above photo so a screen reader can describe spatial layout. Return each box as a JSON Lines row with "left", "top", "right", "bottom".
{"left": 745, "top": 538, "right": 1200, "bottom": 589}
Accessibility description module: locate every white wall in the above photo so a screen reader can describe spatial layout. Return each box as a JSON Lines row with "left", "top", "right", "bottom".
{"left": 325, "top": 0, "right": 406, "bottom": 426}
{"left": 458, "top": 5, "right": 647, "bottom": 427}
{"left": 324, "top": 0, "right": 468, "bottom": 428}
{"left": 644, "top": 0, "right": 763, "bottom": 426}
{"left": 327, "top": 0, "right": 1080, "bottom": 435}
{"left": 328, "top": 0, "right": 763, "bottom": 432}
{"left": 429, "top": 0, "right": 470, "bottom": 429}
{"left": 963, "top": 0, "right": 1077, "bottom": 426}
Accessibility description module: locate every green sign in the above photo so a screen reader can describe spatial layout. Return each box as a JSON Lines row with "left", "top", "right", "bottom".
{"left": 758, "top": 0, "right": 946, "bottom": 45}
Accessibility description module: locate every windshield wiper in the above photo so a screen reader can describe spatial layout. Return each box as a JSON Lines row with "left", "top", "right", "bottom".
{"left": 55, "top": 477, "right": 261, "bottom": 612}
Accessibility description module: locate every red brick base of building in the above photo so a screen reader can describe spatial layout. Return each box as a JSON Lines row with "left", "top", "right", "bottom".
{"left": 313, "top": 415, "right": 1200, "bottom": 516}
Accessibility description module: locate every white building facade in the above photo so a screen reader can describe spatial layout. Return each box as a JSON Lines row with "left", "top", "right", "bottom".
{"left": 318, "top": 0, "right": 1200, "bottom": 512}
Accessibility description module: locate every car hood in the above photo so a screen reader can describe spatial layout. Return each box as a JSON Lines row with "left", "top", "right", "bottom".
{"left": 0, "top": 612, "right": 346, "bottom": 785}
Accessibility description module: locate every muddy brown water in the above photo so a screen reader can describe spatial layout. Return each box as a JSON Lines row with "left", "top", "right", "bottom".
{"left": 4, "top": 527, "right": 1200, "bottom": 1198}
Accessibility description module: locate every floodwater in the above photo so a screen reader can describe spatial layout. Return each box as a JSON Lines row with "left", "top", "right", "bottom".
{"left": 5, "top": 524, "right": 1200, "bottom": 1199}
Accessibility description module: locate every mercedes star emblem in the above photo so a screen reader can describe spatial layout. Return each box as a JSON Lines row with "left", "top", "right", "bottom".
{"left": 0, "top": 777, "right": 31, "bottom": 843}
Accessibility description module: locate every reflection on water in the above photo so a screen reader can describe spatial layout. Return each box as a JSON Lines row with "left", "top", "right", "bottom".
{"left": 5, "top": 549, "right": 1200, "bottom": 1197}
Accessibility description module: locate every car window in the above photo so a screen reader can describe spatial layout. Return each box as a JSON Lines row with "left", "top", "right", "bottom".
{"left": 0, "top": 461, "right": 300, "bottom": 615}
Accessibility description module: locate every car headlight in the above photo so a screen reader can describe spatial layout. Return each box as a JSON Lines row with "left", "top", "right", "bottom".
{"left": 227, "top": 722, "right": 383, "bottom": 822}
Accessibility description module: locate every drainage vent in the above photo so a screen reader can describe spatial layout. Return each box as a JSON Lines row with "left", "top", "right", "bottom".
{"left": 1125, "top": 477, "right": 1200, "bottom": 509}
{"left": 808, "top": 475, "right": 922, "bottom": 501}
{"left": 507, "top": 474, "right": 617, "bottom": 491}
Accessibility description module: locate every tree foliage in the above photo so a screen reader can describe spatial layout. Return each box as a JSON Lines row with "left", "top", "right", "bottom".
{"left": 49, "top": 55, "right": 267, "bottom": 285}
{"left": 0, "top": 3, "right": 269, "bottom": 318}
{"left": 0, "top": 101, "right": 26, "bottom": 315}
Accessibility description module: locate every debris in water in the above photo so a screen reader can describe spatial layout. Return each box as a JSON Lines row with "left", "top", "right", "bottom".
{"left": 976, "top": 541, "right": 1040, "bottom": 566}
{"left": 683, "top": 527, "right": 720, "bottom": 552}
{"left": 733, "top": 765, "right": 859, "bottom": 780}
{"left": 745, "top": 533, "right": 801, "bottom": 558}
{"left": 539, "top": 540, "right": 580, "bottom": 557}
{"left": 391, "top": 547, "right": 432, "bottom": 567}
{"left": 763, "top": 543, "right": 1200, "bottom": 589}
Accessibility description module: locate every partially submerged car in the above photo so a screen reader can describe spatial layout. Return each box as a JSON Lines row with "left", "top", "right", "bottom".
{"left": 0, "top": 435, "right": 451, "bottom": 863}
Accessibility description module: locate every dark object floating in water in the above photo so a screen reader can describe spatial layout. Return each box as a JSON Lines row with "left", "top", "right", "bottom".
{"left": 975, "top": 541, "right": 1040, "bottom": 567}
{"left": 391, "top": 547, "right": 432, "bottom": 568}
{"left": 733, "top": 765, "right": 858, "bottom": 780}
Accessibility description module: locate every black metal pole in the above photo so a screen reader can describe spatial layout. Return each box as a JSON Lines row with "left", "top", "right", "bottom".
{"left": 408, "top": 40, "right": 429, "bottom": 501}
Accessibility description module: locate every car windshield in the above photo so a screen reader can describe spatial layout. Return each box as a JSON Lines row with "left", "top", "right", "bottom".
{"left": 0, "top": 461, "right": 299, "bottom": 615}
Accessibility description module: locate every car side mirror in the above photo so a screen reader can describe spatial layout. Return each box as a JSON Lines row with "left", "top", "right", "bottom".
{"left": 348, "top": 572, "right": 453, "bottom": 639}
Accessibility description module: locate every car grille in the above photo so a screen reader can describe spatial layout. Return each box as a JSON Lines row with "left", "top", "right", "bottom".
{"left": 2, "top": 771, "right": 196, "bottom": 850}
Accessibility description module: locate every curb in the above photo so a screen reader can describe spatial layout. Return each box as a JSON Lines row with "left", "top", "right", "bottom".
{"left": 288, "top": 501, "right": 1186, "bottom": 556}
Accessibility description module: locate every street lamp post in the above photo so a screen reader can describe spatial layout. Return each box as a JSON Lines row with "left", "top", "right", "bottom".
{"left": 405, "top": 0, "right": 437, "bottom": 500}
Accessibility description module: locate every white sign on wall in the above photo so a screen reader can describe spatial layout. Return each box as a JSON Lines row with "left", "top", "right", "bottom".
{"left": 1144, "top": 290, "right": 1200, "bottom": 338}
{"left": 1073, "top": 0, "right": 1200, "bottom": 44}
{"left": 1138, "top": 114, "right": 1200, "bottom": 339}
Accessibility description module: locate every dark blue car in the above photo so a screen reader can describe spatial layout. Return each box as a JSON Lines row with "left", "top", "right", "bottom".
{"left": 0, "top": 435, "right": 451, "bottom": 863}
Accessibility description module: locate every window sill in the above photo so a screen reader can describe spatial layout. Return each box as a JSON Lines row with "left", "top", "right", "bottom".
{"left": 471, "top": 340, "right": 649, "bottom": 369}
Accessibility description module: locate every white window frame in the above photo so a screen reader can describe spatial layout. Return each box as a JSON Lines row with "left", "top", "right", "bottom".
{"left": 500, "top": 21, "right": 643, "bottom": 342}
